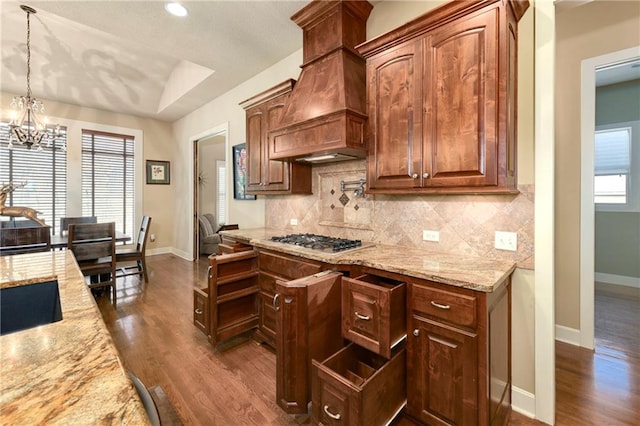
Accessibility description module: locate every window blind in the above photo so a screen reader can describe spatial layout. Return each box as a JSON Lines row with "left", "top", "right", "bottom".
{"left": 217, "top": 160, "right": 226, "bottom": 225}
{"left": 594, "top": 128, "right": 631, "bottom": 176}
{"left": 0, "top": 123, "right": 67, "bottom": 234}
{"left": 81, "top": 129, "right": 134, "bottom": 235}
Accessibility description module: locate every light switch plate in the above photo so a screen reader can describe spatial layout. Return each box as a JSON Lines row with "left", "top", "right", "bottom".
{"left": 423, "top": 230, "right": 440, "bottom": 242}
{"left": 290, "top": 218, "right": 298, "bottom": 226}
{"left": 495, "top": 231, "right": 517, "bottom": 251}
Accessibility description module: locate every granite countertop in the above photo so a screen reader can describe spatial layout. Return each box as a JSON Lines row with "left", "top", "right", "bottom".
{"left": 0, "top": 250, "right": 150, "bottom": 425}
{"left": 220, "top": 228, "right": 516, "bottom": 292}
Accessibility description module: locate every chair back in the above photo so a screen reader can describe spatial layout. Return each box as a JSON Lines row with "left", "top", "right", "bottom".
{"left": 135, "top": 216, "right": 152, "bottom": 254}
{"left": 0, "top": 226, "right": 51, "bottom": 256}
{"left": 67, "top": 222, "right": 115, "bottom": 265}
{"left": 60, "top": 216, "right": 98, "bottom": 234}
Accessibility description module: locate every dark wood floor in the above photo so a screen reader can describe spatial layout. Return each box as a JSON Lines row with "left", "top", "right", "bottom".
{"left": 95, "top": 254, "right": 639, "bottom": 425}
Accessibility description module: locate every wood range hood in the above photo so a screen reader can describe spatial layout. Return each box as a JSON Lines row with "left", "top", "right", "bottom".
{"left": 269, "top": 0, "right": 372, "bottom": 164}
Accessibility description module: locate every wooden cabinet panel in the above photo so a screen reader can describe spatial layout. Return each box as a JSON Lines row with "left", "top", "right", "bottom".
{"left": 193, "top": 287, "right": 209, "bottom": 335}
{"left": 240, "top": 80, "right": 311, "bottom": 195}
{"left": 424, "top": 7, "right": 498, "bottom": 188}
{"left": 407, "top": 315, "right": 478, "bottom": 425}
{"left": 275, "top": 271, "right": 343, "bottom": 414}
{"left": 367, "top": 39, "right": 423, "bottom": 190}
{"left": 411, "top": 283, "right": 477, "bottom": 330}
{"left": 341, "top": 274, "right": 406, "bottom": 358}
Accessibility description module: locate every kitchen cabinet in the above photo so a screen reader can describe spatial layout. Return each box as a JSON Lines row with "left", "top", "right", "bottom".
{"left": 275, "top": 270, "right": 344, "bottom": 415}
{"left": 358, "top": 0, "right": 528, "bottom": 194}
{"left": 255, "top": 250, "right": 323, "bottom": 348}
{"left": 240, "top": 80, "right": 312, "bottom": 195}
{"left": 406, "top": 276, "right": 511, "bottom": 426}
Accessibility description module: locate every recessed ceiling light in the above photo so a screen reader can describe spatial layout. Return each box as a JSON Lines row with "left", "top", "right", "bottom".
{"left": 165, "top": 2, "right": 188, "bottom": 17}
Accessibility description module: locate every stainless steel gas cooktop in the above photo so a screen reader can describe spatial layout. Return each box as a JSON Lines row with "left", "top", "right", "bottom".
{"left": 269, "top": 233, "right": 374, "bottom": 255}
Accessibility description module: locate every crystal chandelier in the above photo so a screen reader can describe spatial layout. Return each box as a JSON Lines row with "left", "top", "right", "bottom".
{"left": 7, "top": 5, "right": 63, "bottom": 152}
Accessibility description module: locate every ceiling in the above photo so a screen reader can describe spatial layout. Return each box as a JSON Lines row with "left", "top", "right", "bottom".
{"left": 1, "top": 0, "right": 307, "bottom": 122}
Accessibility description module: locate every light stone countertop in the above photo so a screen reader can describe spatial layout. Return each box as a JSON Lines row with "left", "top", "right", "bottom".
{"left": 220, "top": 228, "right": 516, "bottom": 292}
{"left": 0, "top": 250, "right": 150, "bottom": 425}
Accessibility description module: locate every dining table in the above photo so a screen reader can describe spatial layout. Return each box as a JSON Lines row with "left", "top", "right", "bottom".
{"left": 50, "top": 230, "right": 131, "bottom": 249}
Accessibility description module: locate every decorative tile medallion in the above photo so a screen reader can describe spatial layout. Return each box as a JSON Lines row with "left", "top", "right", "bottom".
{"left": 339, "top": 193, "right": 350, "bottom": 206}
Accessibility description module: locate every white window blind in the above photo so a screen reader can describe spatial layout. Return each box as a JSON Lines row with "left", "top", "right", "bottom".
{"left": 595, "top": 128, "right": 631, "bottom": 176}
{"left": 0, "top": 122, "right": 67, "bottom": 234}
{"left": 217, "top": 160, "right": 226, "bottom": 225}
{"left": 81, "top": 129, "right": 134, "bottom": 235}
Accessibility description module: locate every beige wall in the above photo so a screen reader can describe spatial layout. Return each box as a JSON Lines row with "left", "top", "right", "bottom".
{"left": 555, "top": 0, "right": 640, "bottom": 329}
{"left": 1, "top": 92, "right": 175, "bottom": 252}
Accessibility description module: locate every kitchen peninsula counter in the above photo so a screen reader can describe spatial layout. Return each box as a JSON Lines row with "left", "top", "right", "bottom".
{"left": 220, "top": 228, "right": 516, "bottom": 292}
{"left": 0, "top": 250, "right": 150, "bottom": 425}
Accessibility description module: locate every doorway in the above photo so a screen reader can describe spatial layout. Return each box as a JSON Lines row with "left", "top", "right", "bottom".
{"left": 192, "top": 125, "right": 229, "bottom": 260}
{"left": 580, "top": 46, "right": 640, "bottom": 349}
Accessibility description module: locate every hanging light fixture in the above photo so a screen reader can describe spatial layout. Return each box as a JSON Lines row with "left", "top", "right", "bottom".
{"left": 7, "top": 5, "right": 63, "bottom": 152}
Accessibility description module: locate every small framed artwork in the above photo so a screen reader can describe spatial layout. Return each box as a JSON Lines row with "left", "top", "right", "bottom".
{"left": 146, "top": 160, "right": 170, "bottom": 185}
{"left": 232, "top": 143, "right": 256, "bottom": 200}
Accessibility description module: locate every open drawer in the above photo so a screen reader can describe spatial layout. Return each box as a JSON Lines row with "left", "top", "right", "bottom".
{"left": 342, "top": 274, "right": 406, "bottom": 358}
{"left": 312, "top": 343, "right": 406, "bottom": 426}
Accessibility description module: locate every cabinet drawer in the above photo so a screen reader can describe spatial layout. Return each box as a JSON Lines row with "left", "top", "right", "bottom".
{"left": 259, "top": 250, "right": 322, "bottom": 279}
{"left": 193, "top": 287, "right": 209, "bottom": 335}
{"left": 312, "top": 343, "right": 406, "bottom": 426}
{"left": 342, "top": 274, "right": 406, "bottom": 358}
{"left": 410, "top": 283, "right": 477, "bottom": 329}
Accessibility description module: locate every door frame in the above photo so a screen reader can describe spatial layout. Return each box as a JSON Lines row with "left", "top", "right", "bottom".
{"left": 579, "top": 45, "right": 640, "bottom": 349}
{"left": 190, "top": 122, "right": 229, "bottom": 260}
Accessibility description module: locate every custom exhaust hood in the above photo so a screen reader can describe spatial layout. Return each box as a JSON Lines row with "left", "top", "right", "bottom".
{"left": 269, "top": 0, "right": 372, "bottom": 164}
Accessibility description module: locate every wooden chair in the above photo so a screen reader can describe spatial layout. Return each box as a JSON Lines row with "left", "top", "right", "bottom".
{"left": 0, "top": 226, "right": 51, "bottom": 256}
{"left": 116, "top": 216, "right": 151, "bottom": 283}
{"left": 68, "top": 222, "right": 117, "bottom": 304}
{"left": 60, "top": 216, "right": 97, "bottom": 233}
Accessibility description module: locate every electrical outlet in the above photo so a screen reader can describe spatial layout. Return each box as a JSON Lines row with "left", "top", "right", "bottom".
{"left": 150, "top": 233, "right": 156, "bottom": 242}
{"left": 495, "top": 231, "right": 517, "bottom": 251}
{"left": 290, "top": 218, "right": 298, "bottom": 226}
{"left": 422, "top": 230, "right": 440, "bottom": 242}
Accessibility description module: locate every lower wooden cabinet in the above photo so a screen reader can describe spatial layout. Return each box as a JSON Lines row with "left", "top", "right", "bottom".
{"left": 406, "top": 277, "right": 511, "bottom": 426}
{"left": 312, "top": 343, "right": 406, "bottom": 426}
{"left": 193, "top": 287, "right": 209, "bottom": 335}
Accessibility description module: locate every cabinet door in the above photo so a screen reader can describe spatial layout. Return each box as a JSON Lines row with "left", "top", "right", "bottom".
{"left": 407, "top": 315, "right": 478, "bottom": 425}
{"left": 263, "top": 99, "right": 290, "bottom": 191}
{"left": 367, "top": 39, "right": 423, "bottom": 190}
{"left": 423, "top": 7, "right": 498, "bottom": 188}
{"left": 246, "top": 107, "right": 265, "bottom": 192}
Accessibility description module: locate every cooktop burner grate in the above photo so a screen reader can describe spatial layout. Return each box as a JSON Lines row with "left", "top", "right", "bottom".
{"left": 270, "top": 233, "right": 364, "bottom": 253}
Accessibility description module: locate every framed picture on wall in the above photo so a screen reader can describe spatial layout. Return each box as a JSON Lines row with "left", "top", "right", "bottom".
{"left": 232, "top": 143, "right": 256, "bottom": 200}
{"left": 146, "top": 160, "right": 170, "bottom": 184}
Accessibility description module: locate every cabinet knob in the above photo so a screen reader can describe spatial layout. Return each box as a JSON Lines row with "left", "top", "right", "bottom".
{"left": 423, "top": 173, "right": 429, "bottom": 179}
{"left": 413, "top": 329, "right": 420, "bottom": 337}
{"left": 412, "top": 173, "right": 418, "bottom": 179}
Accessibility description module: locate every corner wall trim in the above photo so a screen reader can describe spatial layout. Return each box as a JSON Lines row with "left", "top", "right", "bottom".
{"left": 595, "top": 273, "right": 640, "bottom": 288}
{"left": 555, "top": 325, "right": 581, "bottom": 346}
{"left": 512, "top": 386, "right": 536, "bottom": 419}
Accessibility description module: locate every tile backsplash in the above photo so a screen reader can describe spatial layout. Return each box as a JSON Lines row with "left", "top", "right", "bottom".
{"left": 265, "top": 160, "right": 534, "bottom": 269}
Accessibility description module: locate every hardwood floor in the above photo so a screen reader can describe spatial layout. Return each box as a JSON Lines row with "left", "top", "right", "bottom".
{"left": 94, "top": 254, "right": 638, "bottom": 425}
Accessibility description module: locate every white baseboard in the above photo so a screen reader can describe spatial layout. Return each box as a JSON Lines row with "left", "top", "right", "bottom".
{"left": 595, "top": 272, "right": 640, "bottom": 288}
{"left": 555, "top": 324, "right": 581, "bottom": 346}
{"left": 512, "top": 386, "right": 536, "bottom": 419}
{"left": 146, "top": 247, "right": 173, "bottom": 256}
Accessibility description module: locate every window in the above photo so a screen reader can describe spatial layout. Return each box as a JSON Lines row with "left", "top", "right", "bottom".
{"left": 0, "top": 122, "right": 67, "bottom": 234}
{"left": 594, "top": 127, "right": 631, "bottom": 204}
{"left": 216, "top": 160, "right": 226, "bottom": 225}
{"left": 81, "top": 129, "right": 134, "bottom": 235}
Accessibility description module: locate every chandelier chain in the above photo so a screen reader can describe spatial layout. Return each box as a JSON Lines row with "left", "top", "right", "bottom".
{"left": 26, "top": 8, "right": 31, "bottom": 98}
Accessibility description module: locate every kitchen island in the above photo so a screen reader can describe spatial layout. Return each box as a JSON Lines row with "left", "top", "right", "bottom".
{"left": 0, "top": 250, "right": 150, "bottom": 425}
{"left": 219, "top": 227, "right": 516, "bottom": 291}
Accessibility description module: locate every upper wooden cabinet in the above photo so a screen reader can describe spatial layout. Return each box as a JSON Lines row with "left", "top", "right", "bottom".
{"left": 240, "top": 80, "right": 312, "bottom": 194}
{"left": 358, "top": 0, "right": 529, "bottom": 194}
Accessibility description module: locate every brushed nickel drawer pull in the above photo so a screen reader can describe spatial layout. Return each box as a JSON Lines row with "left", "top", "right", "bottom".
{"left": 354, "top": 312, "right": 371, "bottom": 321}
{"left": 413, "top": 329, "right": 420, "bottom": 337}
{"left": 207, "top": 265, "right": 212, "bottom": 279}
{"left": 430, "top": 301, "right": 451, "bottom": 310}
{"left": 323, "top": 405, "right": 341, "bottom": 420}
{"left": 273, "top": 293, "right": 280, "bottom": 311}
{"left": 195, "top": 309, "right": 203, "bottom": 315}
